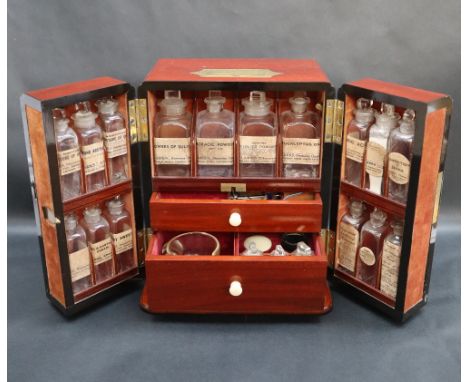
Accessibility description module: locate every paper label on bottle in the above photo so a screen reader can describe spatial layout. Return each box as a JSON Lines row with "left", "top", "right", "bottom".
{"left": 388, "top": 152, "right": 410, "bottom": 185}
{"left": 104, "top": 129, "right": 128, "bottom": 159}
{"left": 196, "top": 138, "right": 234, "bottom": 166}
{"left": 81, "top": 142, "right": 105, "bottom": 175}
{"left": 365, "top": 141, "right": 386, "bottom": 177}
{"left": 239, "top": 136, "right": 277, "bottom": 164}
{"left": 90, "top": 237, "right": 113, "bottom": 265}
{"left": 112, "top": 229, "right": 133, "bottom": 255}
{"left": 282, "top": 138, "right": 320, "bottom": 165}
{"left": 58, "top": 147, "right": 81, "bottom": 176}
{"left": 69, "top": 247, "right": 91, "bottom": 282}
{"left": 359, "top": 246, "right": 376, "bottom": 266}
{"left": 380, "top": 240, "right": 402, "bottom": 299}
{"left": 337, "top": 222, "right": 360, "bottom": 272}
{"left": 154, "top": 137, "right": 191, "bottom": 165}
{"left": 346, "top": 134, "right": 366, "bottom": 163}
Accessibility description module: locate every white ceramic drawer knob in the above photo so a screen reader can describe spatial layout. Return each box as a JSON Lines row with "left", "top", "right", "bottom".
{"left": 229, "top": 212, "right": 242, "bottom": 227}
{"left": 229, "top": 281, "right": 243, "bottom": 297}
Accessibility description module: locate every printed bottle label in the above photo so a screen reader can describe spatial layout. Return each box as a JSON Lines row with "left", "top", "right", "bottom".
{"left": 81, "top": 142, "right": 105, "bottom": 175}
{"left": 365, "top": 141, "right": 386, "bottom": 177}
{"left": 112, "top": 229, "right": 133, "bottom": 255}
{"left": 154, "top": 137, "right": 191, "bottom": 165}
{"left": 359, "top": 246, "right": 376, "bottom": 266}
{"left": 69, "top": 247, "right": 91, "bottom": 282}
{"left": 337, "top": 222, "right": 360, "bottom": 272}
{"left": 380, "top": 240, "right": 402, "bottom": 299}
{"left": 90, "top": 237, "right": 113, "bottom": 265}
{"left": 104, "top": 129, "right": 128, "bottom": 158}
{"left": 197, "top": 138, "right": 234, "bottom": 166}
{"left": 388, "top": 152, "right": 410, "bottom": 185}
{"left": 239, "top": 136, "right": 277, "bottom": 164}
{"left": 346, "top": 134, "right": 366, "bottom": 163}
{"left": 58, "top": 147, "right": 81, "bottom": 176}
{"left": 282, "top": 138, "right": 320, "bottom": 165}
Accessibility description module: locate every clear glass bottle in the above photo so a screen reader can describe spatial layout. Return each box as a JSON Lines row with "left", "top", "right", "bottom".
{"left": 380, "top": 220, "right": 404, "bottom": 299}
{"left": 336, "top": 199, "right": 367, "bottom": 275}
{"left": 292, "top": 241, "right": 313, "bottom": 256}
{"left": 195, "top": 91, "right": 235, "bottom": 177}
{"left": 241, "top": 242, "right": 263, "bottom": 256}
{"left": 280, "top": 94, "right": 321, "bottom": 178}
{"left": 239, "top": 91, "right": 277, "bottom": 177}
{"left": 53, "top": 108, "right": 82, "bottom": 200}
{"left": 387, "top": 109, "right": 415, "bottom": 203}
{"left": 81, "top": 206, "right": 114, "bottom": 284}
{"left": 96, "top": 97, "right": 129, "bottom": 185}
{"left": 365, "top": 103, "right": 400, "bottom": 195}
{"left": 355, "top": 208, "right": 389, "bottom": 288}
{"left": 344, "top": 98, "right": 375, "bottom": 186}
{"left": 65, "top": 213, "right": 93, "bottom": 295}
{"left": 154, "top": 90, "right": 192, "bottom": 177}
{"left": 72, "top": 101, "right": 108, "bottom": 192}
{"left": 104, "top": 196, "right": 135, "bottom": 274}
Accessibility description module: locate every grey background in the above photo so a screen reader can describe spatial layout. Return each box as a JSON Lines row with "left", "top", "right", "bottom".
{"left": 8, "top": 0, "right": 460, "bottom": 381}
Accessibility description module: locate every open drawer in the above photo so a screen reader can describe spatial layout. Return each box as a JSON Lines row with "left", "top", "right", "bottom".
{"left": 140, "top": 232, "right": 332, "bottom": 314}
{"left": 149, "top": 192, "right": 323, "bottom": 233}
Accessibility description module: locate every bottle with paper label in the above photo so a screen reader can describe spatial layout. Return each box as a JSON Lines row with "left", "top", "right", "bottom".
{"left": 239, "top": 91, "right": 277, "bottom": 177}
{"left": 81, "top": 206, "right": 114, "bottom": 284}
{"left": 344, "top": 98, "right": 375, "bottom": 186}
{"left": 96, "top": 97, "right": 129, "bottom": 185}
{"left": 387, "top": 109, "right": 415, "bottom": 203}
{"left": 53, "top": 108, "right": 82, "bottom": 200}
{"left": 154, "top": 90, "right": 192, "bottom": 176}
{"left": 65, "top": 213, "right": 93, "bottom": 295}
{"left": 336, "top": 199, "right": 367, "bottom": 275}
{"left": 104, "top": 196, "right": 135, "bottom": 274}
{"left": 380, "top": 220, "right": 404, "bottom": 299}
{"left": 280, "top": 94, "right": 321, "bottom": 178}
{"left": 355, "top": 208, "right": 389, "bottom": 288}
{"left": 364, "top": 103, "right": 400, "bottom": 195}
{"left": 72, "top": 101, "right": 108, "bottom": 192}
{"left": 195, "top": 91, "right": 235, "bottom": 177}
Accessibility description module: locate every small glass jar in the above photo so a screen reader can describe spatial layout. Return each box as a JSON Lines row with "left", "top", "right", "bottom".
{"left": 380, "top": 220, "right": 404, "bottom": 299}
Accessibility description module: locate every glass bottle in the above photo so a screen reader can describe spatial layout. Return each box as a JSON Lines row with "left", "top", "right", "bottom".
{"left": 241, "top": 242, "right": 263, "bottom": 256}
{"left": 239, "top": 91, "right": 277, "bottom": 177}
{"left": 96, "top": 97, "right": 129, "bottom": 185}
{"left": 365, "top": 104, "right": 400, "bottom": 195}
{"left": 270, "top": 244, "right": 287, "bottom": 256}
{"left": 53, "top": 108, "right": 82, "bottom": 200}
{"left": 336, "top": 199, "right": 367, "bottom": 275}
{"left": 355, "top": 208, "right": 389, "bottom": 288}
{"left": 292, "top": 241, "right": 313, "bottom": 256}
{"left": 195, "top": 91, "right": 235, "bottom": 177}
{"left": 81, "top": 206, "right": 114, "bottom": 284}
{"left": 387, "top": 109, "right": 415, "bottom": 203}
{"left": 280, "top": 94, "right": 321, "bottom": 178}
{"left": 380, "top": 220, "right": 404, "bottom": 299}
{"left": 104, "top": 196, "right": 135, "bottom": 274}
{"left": 65, "top": 213, "right": 93, "bottom": 295}
{"left": 72, "top": 101, "right": 108, "bottom": 192}
{"left": 154, "top": 90, "right": 192, "bottom": 177}
{"left": 344, "top": 98, "right": 375, "bottom": 186}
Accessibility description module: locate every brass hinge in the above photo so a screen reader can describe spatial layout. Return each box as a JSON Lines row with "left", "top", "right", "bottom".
{"left": 321, "top": 228, "right": 336, "bottom": 268}
{"left": 324, "top": 99, "right": 344, "bottom": 145}
{"left": 129, "top": 98, "right": 149, "bottom": 144}
{"left": 136, "top": 228, "right": 153, "bottom": 266}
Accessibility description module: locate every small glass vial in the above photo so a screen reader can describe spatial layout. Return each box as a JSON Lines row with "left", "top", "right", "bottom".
{"left": 270, "top": 244, "right": 287, "bottom": 256}
{"left": 355, "top": 208, "right": 389, "bottom": 288}
{"left": 336, "top": 199, "right": 367, "bottom": 275}
{"left": 53, "top": 108, "right": 82, "bottom": 200}
{"left": 239, "top": 91, "right": 277, "bottom": 177}
{"left": 344, "top": 98, "right": 375, "bottom": 186}
{"left": 105, "top": 196, "right": 135, "bottom": 274}
{"left": 72, "top": 101, "right": 108, "bottom": 192}
{"left": 154, "top": 90, "right": 192, "bottom": 177}
{"left": 292, "top": 241, "right": 313, "bottom": 256}
{"left": 281, "top": 94, "right": 321, "bottom": 178}
{"left": 96, "top": 97, "right": 129, "bottom": 185}
{"left": 365, "top": 104, "right": 400, "bottom": 195}
{"left": 387, "top": 109, "right": 415, "bottom": 203}
{"left": 380, "top": 220, "right": 404, "bottom": 299}
{"left": 241, "top": 242, "right": 263, "bottom": 256}
{"left": 65, "top": 214, "right": 93, "bottom": 295}
{"left": 81, "top": 206, "right": 114, "bottom": 284}
{"left": 195, "top": 91, "right": 235, "bottom": 177}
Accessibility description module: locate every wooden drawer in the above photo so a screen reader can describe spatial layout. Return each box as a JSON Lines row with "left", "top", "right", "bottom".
{"left": 141, "top": 232, "right": 332, "bottom": 314}
{"left": 149, "top": 192, "right": 323, "bottom": 233}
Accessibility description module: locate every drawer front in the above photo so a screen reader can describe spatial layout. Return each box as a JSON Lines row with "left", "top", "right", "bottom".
{"left": 150, "top": 194, "right": 323, "bottom": 233}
